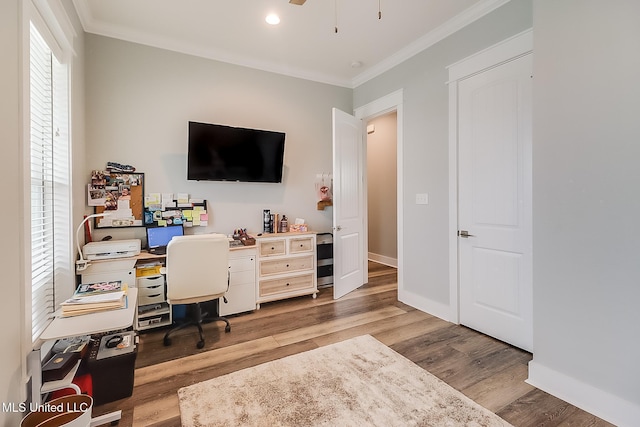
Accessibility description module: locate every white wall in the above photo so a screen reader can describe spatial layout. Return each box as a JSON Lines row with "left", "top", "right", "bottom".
{"left": 1, "top": 1, "right": 25, "bottom": 424}
{"left": 354, "top": 0, "right": 533, "bottom": 317}
{"left": 367, "top": 112, "right": 397, "bottom": 264}
{"left": 528, "top": 1, "right": 640, "bottom": 425}
{"left": 84, "top": 35, "right": 352, "bottom": 243}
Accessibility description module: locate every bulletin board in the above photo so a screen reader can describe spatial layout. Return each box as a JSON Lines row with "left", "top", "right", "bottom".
{"left": 89, "top": 171, "right": 145, "bottom": 228}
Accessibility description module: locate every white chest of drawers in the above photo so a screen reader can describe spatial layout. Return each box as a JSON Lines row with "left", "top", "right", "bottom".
{"left": 255, "top": 232, "right": 317, "bottom": 308}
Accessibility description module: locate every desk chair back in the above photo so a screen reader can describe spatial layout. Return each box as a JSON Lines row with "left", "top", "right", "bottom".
{"left": 165, "top": 233, "right": 229, "bottom": 305}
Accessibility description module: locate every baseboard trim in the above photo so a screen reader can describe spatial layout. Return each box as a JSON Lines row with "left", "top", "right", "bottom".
{"left": 527, "top": 360, "right": 640, "bottom": 426}
{"left": 368, "top": 252, "right": 398, "bottom": 268}
{"left": 397, "top": 288, "right": 455, "bottom": 323}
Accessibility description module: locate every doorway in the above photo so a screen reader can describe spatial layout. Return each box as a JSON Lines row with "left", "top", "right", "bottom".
{"left": 354, "top": 89, "right": 403, "bottom": 294}
{"left": 366, "top": 112, "right": 398, "bottom": 268}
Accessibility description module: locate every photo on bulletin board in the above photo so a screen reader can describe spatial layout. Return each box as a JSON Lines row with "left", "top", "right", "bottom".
{"left": 92, "top": 171, "right": 145, "bottom": 228}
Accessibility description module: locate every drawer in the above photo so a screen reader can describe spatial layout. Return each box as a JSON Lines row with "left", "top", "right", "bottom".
{"left": 259, "top": 274, "right": 314, "bottom": 297}
{"left": 289, "top": 236, "right": 314, "bottom": 254}
{"left": 139, "top": 284, "right": 164, "bottom": 297}
{"left": 229, "top": 256, "right": 255, "bottom": 273}
{"left": 259, "top": 255, "right": 314, "bottom": 276}
{"left": 137, "top": 275, "right": 164, "bottom": 289}
{"left": 139, "top": 292, "right": 165, "bottom": 306}
{"left": 259, "top": 239, "right": 286, "bottom": 257}
{"left": 220, "top": 283, "right": 256, "bottom": 316}
{"left": 230, "top": 269, "right": 254, "bottom": 285}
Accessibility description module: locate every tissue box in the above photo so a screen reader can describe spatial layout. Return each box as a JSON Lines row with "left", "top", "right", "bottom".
{"left": 289, "top": 224, "right": 308, "bottom": 232}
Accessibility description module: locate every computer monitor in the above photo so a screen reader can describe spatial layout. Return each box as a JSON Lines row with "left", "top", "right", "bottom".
{"left": 146, "top": 225, "right": 184, "bottom": 254}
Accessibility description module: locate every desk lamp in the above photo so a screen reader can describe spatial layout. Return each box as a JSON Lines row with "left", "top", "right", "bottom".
{"left": 75, "top": 212, "right": 113, "bottom": 272}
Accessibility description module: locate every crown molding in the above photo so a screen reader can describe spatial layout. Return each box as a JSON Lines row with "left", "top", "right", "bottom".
{"left": 351, "top": 0, "right": 512, "bottom": 88}
{"left": 71, "top": 0, "right": 512, "bottom": 89}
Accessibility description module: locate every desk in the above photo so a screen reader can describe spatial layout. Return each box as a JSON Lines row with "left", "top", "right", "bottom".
{"left": 32, "top": 288, "right": 138, "bottom": 427}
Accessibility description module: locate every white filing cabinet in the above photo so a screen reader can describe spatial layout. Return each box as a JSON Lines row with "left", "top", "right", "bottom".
{"left": 136, "top": 273, "right": 171, "bottom": 330}
{"left": 221, "top": 247, "right": 257, "bottom": 316}
{"left": 255, "top": 232, "right": 317, "bottom": 308}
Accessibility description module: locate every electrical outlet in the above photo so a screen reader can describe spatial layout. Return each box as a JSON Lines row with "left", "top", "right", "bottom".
{"left": 415, "top": 193, "right": 429, "bottom": 205}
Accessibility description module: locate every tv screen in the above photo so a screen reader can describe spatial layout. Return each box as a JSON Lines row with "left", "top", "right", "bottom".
{"left": 187, "top": 121, "right": 285, "bottom": 183}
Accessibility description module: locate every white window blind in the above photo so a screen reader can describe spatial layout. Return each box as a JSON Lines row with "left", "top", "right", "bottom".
{"left": 29, "top": 21, "right": 72, "bottom": 344}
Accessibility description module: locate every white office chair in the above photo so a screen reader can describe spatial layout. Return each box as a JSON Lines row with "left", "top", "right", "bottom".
{"left": 163, "top": 233, "right": 231, "bottom": 349}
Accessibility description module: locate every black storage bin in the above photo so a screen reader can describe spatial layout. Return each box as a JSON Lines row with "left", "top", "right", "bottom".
{"left": 87, "top": 331, "right": 137, "bottom": 405}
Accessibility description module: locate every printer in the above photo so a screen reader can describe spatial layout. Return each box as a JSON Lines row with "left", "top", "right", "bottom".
{"left": 82, "top": 239, "right": 141, "bottom": 260}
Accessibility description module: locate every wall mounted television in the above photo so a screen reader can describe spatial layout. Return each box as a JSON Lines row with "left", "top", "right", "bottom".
{"left": 187, "top": 121, "right": 285, "bottom": 183}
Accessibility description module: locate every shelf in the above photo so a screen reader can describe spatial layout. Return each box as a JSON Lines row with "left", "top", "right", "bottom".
{"left": 317, "top": 200, "right": 332, "bottom": 210}
{"left": 138, "top": 302, "right": 170, "bottom": 319}
{"left": 41, "top": 360, "right": 82, "bottom": 394}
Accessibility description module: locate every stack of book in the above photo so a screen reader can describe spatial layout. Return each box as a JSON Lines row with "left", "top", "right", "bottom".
{"left": 61, "top": 281, "right": 128, "bottom": 317}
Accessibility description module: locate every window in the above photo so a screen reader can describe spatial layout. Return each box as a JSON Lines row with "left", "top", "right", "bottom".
{"left": 28, "top": 19, "right": 72, "bottom": 344}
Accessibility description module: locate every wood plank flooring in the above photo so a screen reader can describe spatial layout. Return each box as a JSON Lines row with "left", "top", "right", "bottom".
{"left": 93, "top": 262, "right": 613, "bottom": 426}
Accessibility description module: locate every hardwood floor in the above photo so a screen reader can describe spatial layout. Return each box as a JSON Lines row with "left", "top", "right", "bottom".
{"left": 94, "top": 262, "right": 613, "bottom": 426}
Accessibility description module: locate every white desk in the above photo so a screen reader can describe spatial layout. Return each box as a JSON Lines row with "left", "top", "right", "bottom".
{"left": 33, "top": 288, "right": 138, "bottom": 427}
{"left": 40, "top": 289, "right": 137, "bottom": 341}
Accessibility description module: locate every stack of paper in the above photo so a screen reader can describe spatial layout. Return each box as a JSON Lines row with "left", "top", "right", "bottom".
{"left": 61, "top": 283, "right": 127, "bottom": 317}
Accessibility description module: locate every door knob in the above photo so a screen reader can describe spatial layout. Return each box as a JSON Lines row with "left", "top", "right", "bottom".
{"left": 458, "top": 230, "right": 475, "bottom": 238}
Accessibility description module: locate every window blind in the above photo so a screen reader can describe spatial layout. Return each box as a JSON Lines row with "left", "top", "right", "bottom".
{"left": 29, "top": 22, "right": 72, "bottom": 344}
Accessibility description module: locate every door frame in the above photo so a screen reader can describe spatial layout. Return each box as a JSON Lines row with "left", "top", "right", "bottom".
{"left": 354, "top": 89, "right": 404, "bottom": 294}
{"left": 447, "top": 29, "right": 533, "bottom": 323}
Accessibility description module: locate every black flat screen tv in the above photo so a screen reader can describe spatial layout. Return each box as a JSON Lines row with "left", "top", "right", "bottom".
{"left": 187, "top": 121, "right": 285, "bottom": 183}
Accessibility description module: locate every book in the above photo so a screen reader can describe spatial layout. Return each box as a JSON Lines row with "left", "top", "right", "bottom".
{"left": 61, "top": 290, "right": 127, "bottom": 317}
{"left": 60, "top": 295, "right": 127, "bottom": 317}
{"left": 74, "top": 280, "right": 126, "bottom": 297}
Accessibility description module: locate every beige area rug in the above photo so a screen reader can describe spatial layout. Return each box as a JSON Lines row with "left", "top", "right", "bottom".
{"left": 178, "top": 335, "right": 513, "bottom": 427}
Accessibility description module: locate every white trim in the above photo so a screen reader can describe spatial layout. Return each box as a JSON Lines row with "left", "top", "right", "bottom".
{"left": 397, "top": 288, "right": 455, "bottom": 323}
{"left": 368, "top": 253, "right": 397, "bottom": 268}
{"left": 528, "top": 361, "right": 640, "bottom": 427}
{"left": 446, "top": 29, "right": 532, "bottom": 325}
{"left": 447, "top": 28, "right": 533, "bottom": 82}
{"left": 354, "top": 90, "right": 404, "bottom": 301}
{"left": 32, "top": 0, "right": 77, "bottom": 59}
{"left": 71, "top": 0, "right": 511, "bottom": 89}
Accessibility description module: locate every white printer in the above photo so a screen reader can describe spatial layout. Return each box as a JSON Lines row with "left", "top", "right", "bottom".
{"left": 82, "top": 239, "right": 141, "bottom": 261}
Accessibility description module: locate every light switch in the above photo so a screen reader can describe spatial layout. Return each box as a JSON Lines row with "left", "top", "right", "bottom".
{"left": 415, "top": 193, "right": 429, "bottom": 205}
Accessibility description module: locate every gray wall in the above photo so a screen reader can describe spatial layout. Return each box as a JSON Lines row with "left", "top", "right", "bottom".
{"left": 354, "top": 0, "right": 533, "bottom": 313}
{"left": 530, "top": 1, "right": 640, "bottom": 423}
{"left": 367, "top": 112, "right": 397, "bottom": 263}
{"left": 85, "top": 35, "right": 352, "bottom": 243}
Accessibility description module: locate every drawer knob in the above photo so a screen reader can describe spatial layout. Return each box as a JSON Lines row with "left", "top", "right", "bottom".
{"left": 286, "top": 264, "right": 290, "bottom": 268}
{"left": 286, "top": 283, "right": 290, "bottom": 286}
{"left": 271, "top": 247, "right": 275, "bottom": 250}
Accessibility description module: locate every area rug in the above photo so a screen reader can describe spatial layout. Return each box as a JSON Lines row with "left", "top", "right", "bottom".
{"left": 178, "top": 334, "right": 513, "bottom": 427}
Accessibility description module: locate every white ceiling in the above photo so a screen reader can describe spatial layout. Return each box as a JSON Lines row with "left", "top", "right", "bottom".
{"left": 72, "top": 0, "right": 510, "bottom": 88}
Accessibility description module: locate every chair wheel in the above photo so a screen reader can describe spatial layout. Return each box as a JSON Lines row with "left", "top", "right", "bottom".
{"left": 225, "top": 325, "right": 231, "bottom": 333}
{"left": 163, "top": 337, "right": 171, "bottom": 346}
{"left": 197, "top": 340, "right": 205, "bottom": 349}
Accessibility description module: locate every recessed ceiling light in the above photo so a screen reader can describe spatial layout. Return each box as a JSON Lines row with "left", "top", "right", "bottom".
{"left": 266, "top": 13, "right": 280, "bottom": 25}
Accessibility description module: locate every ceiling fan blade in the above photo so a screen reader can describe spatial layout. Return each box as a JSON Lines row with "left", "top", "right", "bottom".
{"left": 289, "top": 0, "right": 307, "bottom": 5}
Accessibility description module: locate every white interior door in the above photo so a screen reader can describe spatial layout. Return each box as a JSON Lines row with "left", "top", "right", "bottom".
{"left": 458, "top": 54, "right": 533, "bottom": 351}
{"left": 332, "top": 108, "right": 366, "bottom": 299}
